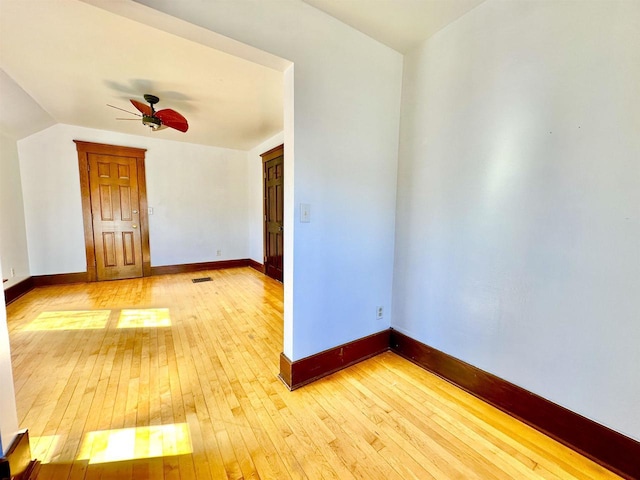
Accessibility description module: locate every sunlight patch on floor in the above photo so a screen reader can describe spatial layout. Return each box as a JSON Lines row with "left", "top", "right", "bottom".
{"left": 117, "top": 308, "right": 171, "bottom": 328}
{"left": 24, "top": 310, "right": 111, "bottom": 331}
{"left": 30, "top": 434, "right": 63, "bottom": 464}
{"left": 76, "top": 423, "right": 192, "bottom": 464}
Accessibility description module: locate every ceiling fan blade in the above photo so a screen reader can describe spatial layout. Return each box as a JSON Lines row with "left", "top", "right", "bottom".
{"left": 156, "top": 108, "right": 189, "bottom": 132}
{"left": 130, "top": 99, "right": 152, "bottom": 116}
{"left": 107, "top": 104, "right": 141, "bottom": 117}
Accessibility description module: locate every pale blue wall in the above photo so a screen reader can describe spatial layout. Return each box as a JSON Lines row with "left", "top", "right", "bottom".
{"left": 393, "top": 0, "right": 640, "bottom": 441}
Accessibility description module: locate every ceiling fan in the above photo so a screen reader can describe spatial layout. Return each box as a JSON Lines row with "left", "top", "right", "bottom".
{"left": 108, "top": 94, "right": 189, "bottom": 132}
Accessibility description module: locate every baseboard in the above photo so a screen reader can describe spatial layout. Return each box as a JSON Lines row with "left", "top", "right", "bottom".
{"left": 247, "top": 259, "right": 265, "bottom": 273}
{"left": 279, "top": 330, "right": 391, "bottom": 390}
{"left": 389, "top": 329, "right": 640, "bottom": 480}
{"left": 0, "top": 430, "right": 39, "bottom": 480}
{"left": 32, "top": 272, "right": 88, "bottom": 287}
{"left": 3, "top": 278, "right": 34, "bottom": 305}
{"left": 4, "top": 260, "right": 264, "bottom": 307}
{"left": 150, "top": 259, "right": 251, "bottom": 276}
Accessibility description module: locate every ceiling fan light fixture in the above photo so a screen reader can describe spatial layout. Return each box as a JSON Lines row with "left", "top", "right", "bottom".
{"left": 142, "top": 114, "right": 162, "bottom": 130}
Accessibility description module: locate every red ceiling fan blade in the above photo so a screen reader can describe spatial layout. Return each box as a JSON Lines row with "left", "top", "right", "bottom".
{"left": 130, "top": 99, "right": 152, "bottom": 116}
{"left": 156, "top": 108, "right": 189, "bottom": 132}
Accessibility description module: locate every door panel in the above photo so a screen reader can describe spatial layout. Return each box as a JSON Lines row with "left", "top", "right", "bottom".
{"left": 122, "top": 232, "right": 136, "bottom": 265}
{"left": 262, "top": 145, "right": 284, "bottom": 282}
{"left": 89, "top": 153, "right": 143, "bottom": 280}
{"left": 102, "top": 232, "right": 117, "bottom": 267}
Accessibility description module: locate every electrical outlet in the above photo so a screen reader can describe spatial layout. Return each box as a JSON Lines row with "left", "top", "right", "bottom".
{"left": 376, "top": 306, "right": 384, "bottom": 320}
{"left": 10, "top": 267, "right": 15, "bottom": 278}
{"left": 216, "top": 249, "right": 222, "bottom": 257}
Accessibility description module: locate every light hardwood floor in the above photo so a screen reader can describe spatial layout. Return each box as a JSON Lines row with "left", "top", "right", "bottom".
{"left": 6, "top": 267, "right": 619, "bottom": 479}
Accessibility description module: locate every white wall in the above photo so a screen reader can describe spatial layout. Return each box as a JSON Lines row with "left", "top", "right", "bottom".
{"left": 0, "top": 271, "right": 19, "bottom": 454}
{"left": 0, "top": 131, "right": 30, "bottom": 288}
{"left": 18, "top": 123, "right": 252, "bottom": 273}
{"left": 393, "top": 0, "right": 640, "bottom": 441}
{"left": 144, "top": 138, "right": 249, "bottom": 266}
{"left": 247, "top": 131, "right": 284, "bottom": 264}
{"left": 135, "top": 0, "right": 404, "bottom": 360}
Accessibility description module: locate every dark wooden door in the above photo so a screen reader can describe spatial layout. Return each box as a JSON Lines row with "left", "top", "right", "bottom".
{"left": 89, "top": 153, "right": 143, "bottom": 280}
{"left": 262, "top": 145, "right": 284, "bottom": 282}
{"left": 75, "top": 140, "right": 150, "bottom": 282}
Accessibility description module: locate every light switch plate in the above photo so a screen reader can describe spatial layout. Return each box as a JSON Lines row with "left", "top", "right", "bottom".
{"left": 300, "top": 203, "right": 310, "bottom": 223}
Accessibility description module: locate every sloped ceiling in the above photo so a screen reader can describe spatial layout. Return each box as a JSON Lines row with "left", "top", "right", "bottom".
{"left": 1, "top": 0, "right": 485, "bottom": 147}
{"left": 0, "top": 69, "right": 56, "bottom": 139}
{"left": 302, "top": 0, "right": 486, "bottom": 53}
{"left": 0, "top": 0, "right": 284, "bottom": 150}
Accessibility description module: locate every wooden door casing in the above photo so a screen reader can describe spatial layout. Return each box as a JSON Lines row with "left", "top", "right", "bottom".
{"left": 76, "top": 141, "right": 151, "bottom": 282}
{"left": 262, "top": 145, "right": 284, "bottom": 282}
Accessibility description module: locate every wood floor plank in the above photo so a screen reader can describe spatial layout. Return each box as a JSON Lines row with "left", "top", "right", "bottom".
{"left": 370, "top": 353, "right": 619, "bottom": 480}
{"left": 5, "top": 267, "right": 622, "bottom": 480}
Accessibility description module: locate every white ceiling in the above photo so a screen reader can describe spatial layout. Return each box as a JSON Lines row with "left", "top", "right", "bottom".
{"left": 0, "top": 0, "right": 284, "bottom": 150}
{"left": 302, "top": 0, "right": 486, "bottom": 53}
{"left": 0, "top": 0, "right": 484, "bottom": 149}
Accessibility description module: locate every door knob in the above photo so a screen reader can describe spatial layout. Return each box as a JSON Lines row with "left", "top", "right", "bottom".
{"left": 132, "top": 224, "right": 138, "bottom": 229}
{"left": 132, "top": 209, "right": 138, "bottom": 214}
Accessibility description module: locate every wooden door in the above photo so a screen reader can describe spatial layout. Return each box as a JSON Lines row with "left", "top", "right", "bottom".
{"left": 89, "top": 154, "right": 142, "bottom": 280}
{"left": 262, "top": 145, "right": 284, "bottom": 282}
{"left": 76, "top": 141, "right": 151, "bottom": 282}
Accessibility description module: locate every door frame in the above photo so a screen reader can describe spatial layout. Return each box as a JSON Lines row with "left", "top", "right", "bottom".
{"left": 262, "top": 144, "right": 284, "bottom": 281}
{"left": 75, "top": 140, "right": 151, "bottom": 282}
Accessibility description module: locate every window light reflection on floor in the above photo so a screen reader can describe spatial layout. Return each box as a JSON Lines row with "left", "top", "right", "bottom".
{"left": 76, "top": 423, "right": 192, "bottom": 464}
{"left": 24, "top": 310, "right": 111, "bottom": 331}
{"left": 30, "top": 435, "right": 63, "bottom": 464}
{"left": 117, "top": 308, "right": 171, "bottom": 328}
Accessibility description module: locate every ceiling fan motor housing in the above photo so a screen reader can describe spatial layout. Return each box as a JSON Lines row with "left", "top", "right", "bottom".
{"left": 142, "top": 114, "right": 162, "bottom": 130}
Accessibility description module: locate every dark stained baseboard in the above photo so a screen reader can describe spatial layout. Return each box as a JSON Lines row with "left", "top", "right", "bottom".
{"left": 389, "top": 329, "right": 640, "bottom": 480}
{"left": 279, "top": 330, "right": 391, "bottom": 390}
{"left": 248, "top": 259, "right": 265, "bottom": 274}
{"left": 32, "top": 272, "right": 88, "bottom": 287}
{"left": 5, "top": 273, "right": 88, "bottom": 306}
{"left": 150, "top": 259, "right": 251, "bottom": 276}
{"left": 4, "top": 259, "right": 264, "bottom": 307}
{"left": 3, "top": 278, "right": 34, "bottom": 305}
{"left": 0, "top": 430, "right": 39, "bottom": 480}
